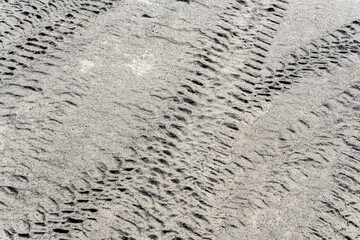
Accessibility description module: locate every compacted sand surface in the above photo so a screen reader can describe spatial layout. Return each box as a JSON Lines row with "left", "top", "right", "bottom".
{"left": 0, "top": 0, "right": 360, "bottom": 239}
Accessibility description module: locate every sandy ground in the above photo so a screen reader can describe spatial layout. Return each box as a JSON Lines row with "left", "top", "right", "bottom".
{"left": 0, "top": 0, "right": 360, "bottom": 239}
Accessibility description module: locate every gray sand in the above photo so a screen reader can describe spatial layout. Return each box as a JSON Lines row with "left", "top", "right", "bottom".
{"left": 0, "top": 0, "right": 360, "bottom": 239}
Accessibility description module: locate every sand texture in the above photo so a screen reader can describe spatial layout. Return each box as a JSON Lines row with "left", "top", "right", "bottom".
{"left": 1, "top": 0, "right": 360, "bottom": 239}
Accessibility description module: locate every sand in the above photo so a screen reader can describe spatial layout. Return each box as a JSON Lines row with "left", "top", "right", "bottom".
{"left": 0, "top": 0, "right": 360, "bottom": 239}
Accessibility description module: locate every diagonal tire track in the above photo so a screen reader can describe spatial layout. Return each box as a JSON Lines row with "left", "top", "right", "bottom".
{"left": 1, "top": 1, "right": 360, "bottom": 239}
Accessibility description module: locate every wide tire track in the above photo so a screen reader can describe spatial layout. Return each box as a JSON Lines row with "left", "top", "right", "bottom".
{"left": 212, "top": 19, "right": 360, "bottom": 239}
{"left": 1, "top": 1, "right": 360, "bottom": 240}
{"left": 1, "top": 0, "right": 290, "bottom": 239}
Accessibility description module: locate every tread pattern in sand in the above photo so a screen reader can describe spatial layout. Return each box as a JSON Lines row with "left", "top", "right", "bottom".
{"left": 0, "top": 0, "right": 360, "bottom": 239}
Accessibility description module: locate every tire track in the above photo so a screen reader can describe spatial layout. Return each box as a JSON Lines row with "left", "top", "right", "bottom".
{"left": 1, "top": 1, "right": 290, "bottom": 239}
{"left": 114, "top": 0, "right": 291, "bottom": 238}
{"left": 216, "top": 79, "right": 360, "bottom": 239}
{"left": 1, "top": 1, "right": 360, "bottom": 239}
{"left": 0, "top": 0, "right": 119, "bottom": 78}
{"left": 212, "top": 20, "right": 360, "bottom": 239}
